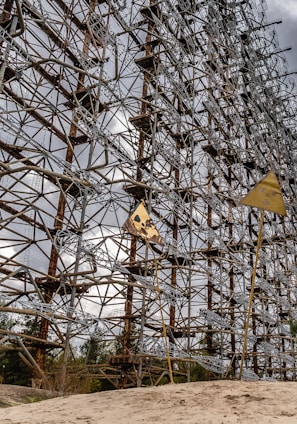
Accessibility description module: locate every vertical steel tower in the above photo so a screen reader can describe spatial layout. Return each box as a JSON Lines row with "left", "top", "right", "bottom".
{"left": 1, "top": 0, "right": 297, "bottom": 388}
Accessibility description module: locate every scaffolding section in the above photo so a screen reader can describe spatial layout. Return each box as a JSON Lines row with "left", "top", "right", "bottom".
{"left": 1, "top": 0, "right": 297, "bottom": 388}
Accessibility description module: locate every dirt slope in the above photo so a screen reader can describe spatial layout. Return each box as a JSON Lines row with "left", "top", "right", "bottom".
{"left": 0, "top": 384, "right": 58, "bottom": 408}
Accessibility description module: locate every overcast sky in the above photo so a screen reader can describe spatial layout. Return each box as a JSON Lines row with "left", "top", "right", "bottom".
{"left": 266, "top": 0, "right": 297, "bottom": 73}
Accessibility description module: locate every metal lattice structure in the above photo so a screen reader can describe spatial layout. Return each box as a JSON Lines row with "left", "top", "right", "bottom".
{"left": 1, "top": 0, "right": 297, "bottom": 388}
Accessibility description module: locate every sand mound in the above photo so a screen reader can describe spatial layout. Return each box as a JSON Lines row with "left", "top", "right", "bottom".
{"left": 1, "top": 380, "right": 297, "bottom": 423}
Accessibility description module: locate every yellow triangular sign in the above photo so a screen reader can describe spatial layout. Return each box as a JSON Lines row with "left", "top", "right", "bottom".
{"left": 123, "top": 202, "right": 164, "bottom": 245}
{"left": 240, "top": 172, "right": 287, "bottom": 216}
{"left": 240, "top": 171, "right": 287, "bottom": 216}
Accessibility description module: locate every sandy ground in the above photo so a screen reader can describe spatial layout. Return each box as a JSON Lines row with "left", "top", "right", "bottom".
{"left": 1, "top": 380, "right": 297, "bottom": 423}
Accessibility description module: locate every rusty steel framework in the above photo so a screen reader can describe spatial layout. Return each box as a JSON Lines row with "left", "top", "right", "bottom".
{"left": 1, "top": 0, "right": 297, "bottom": 388}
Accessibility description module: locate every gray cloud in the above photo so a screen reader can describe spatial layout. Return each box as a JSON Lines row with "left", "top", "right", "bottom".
{"left": 266, "top": 0, "right": 297, "bottom": 73}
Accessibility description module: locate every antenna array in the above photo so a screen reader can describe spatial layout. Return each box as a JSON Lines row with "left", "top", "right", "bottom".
{"left": 1, "top": 0, "right": 297, "bottom": 387}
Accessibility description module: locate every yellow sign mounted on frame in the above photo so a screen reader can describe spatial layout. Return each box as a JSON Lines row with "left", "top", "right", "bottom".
{"left": 240, "top": 171, "right": 287, "bottom": 216}
{"left": 123, "top": 201, "right": 164, "bottom": 245}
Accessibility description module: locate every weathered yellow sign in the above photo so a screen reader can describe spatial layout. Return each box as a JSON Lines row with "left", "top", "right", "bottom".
{"left": 240, "top": 171, "right": 287, "bottom": 216}
{"left": 123, "top": 202, "right": 164, "bottom": 245}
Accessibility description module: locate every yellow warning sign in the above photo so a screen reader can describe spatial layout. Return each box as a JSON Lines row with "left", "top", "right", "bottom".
{"left": 240, "top": 171, "right": 287, "bottom": 216}
{"left": 123, "top": 202, "right": 164, "bottom": 245}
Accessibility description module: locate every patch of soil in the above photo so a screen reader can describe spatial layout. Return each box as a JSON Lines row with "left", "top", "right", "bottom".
{"left": 0, "top": 384, "right": 59, "bottom": 408}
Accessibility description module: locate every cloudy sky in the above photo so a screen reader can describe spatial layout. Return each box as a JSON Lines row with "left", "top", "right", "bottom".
{"left": 266, "top": 0, "right": 297, "bottom": 73}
